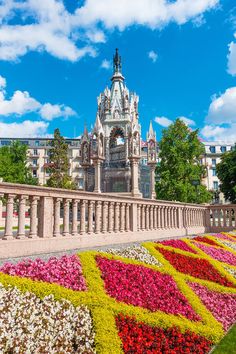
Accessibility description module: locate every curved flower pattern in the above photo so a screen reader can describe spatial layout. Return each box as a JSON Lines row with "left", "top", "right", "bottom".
{"left": 157, "top": 239, "right": 197, "bottom": 254}
{"left": 158, "top": 248, "right": 234, "bottom": 287}
{"left": 193, "top": 236, "right": 222, "bottom": 248}
{"left": 104, "top": 245, "right": 162, "bottom": 266}
{"left": 189, "top": 282, "right": 236, "bottom": 331}
{"left": 116, "top": 314, "right": 212, "bottom": 354}
{"left": 0, "top": 255, "right": 86, "bottom": 291}
{"left": 0, "top": 284, "right": 95, "bottom": 353}
{"left": 194, "top": 242, "right": 236, "bottom": 266}
{"left": 97, "top": 256, "right": 200, "bottom": 320}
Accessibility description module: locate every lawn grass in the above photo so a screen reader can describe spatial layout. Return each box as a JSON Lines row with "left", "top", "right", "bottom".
{"left": 211, "top": 324, "right": 236, "bottom": 354}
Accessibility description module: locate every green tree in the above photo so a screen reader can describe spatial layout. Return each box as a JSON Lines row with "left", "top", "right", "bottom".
{"left": 47, "top": 128, "right": 76, "bottom": 189}
{"left": 155, "top": 119, "right": 212, "bottom": 204}
{"left": 216, "top": 144, "right": 236, "bottom": 203}
{"left": 0, "top": 141, "right": 37, "bottom": 185}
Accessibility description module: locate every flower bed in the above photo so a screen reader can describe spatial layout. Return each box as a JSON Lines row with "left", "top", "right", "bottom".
{"left": 0, "top": 233, "right": 235, "bottom": 353}
{"left": 189, "top": 282, "right": 236, "bottom": 331}
{"left": 193, "top": 236, "right": 222, "bottom": 247}
{"left": 116, "top": 314, "right": 212, "bottom": 354}
{"left": 194, "top": 242, "right": 236, "bottom": 266}
{"left": 96, "top": 256, "right": 200, "bottom": 320}
{"left": 157, "top": 239, "right": 197, "bottom": 254}
{"left": 0, "top": 255, "right": 87, "bottom": 291}
{"left": 158, "top": 248, "right": 235, "bottom": 287}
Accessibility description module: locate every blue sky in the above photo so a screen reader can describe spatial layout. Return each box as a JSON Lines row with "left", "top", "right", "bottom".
{"left": 0, "top": 0, "right": 236, "bottom": 142}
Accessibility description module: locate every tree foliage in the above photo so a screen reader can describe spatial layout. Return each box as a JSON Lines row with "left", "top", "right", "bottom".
{"left": 155, "top": 119, "right": 212, "bottom": 204}
{"left": 0, "top": 141, "right": 37, "bottom": 185}
{"left": 47, "top": 128, "right": 76, "bottom": 190}
{"left": 216, "top": 144, "right": 236, "bottom": 203}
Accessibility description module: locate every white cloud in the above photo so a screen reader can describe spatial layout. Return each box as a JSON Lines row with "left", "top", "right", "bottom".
{"left": 0, "top": 75, "right": 76, "bottom": 120}
{"left": 0, "top": 120, "right": 49, "bottom": 138}
{"left": 206, "top": 87, "right": 236, "bottom": 124}
{"left": 0, "top": 0, "right": 219, "bottom": 62}
{"left": 227, "top": 35, "right": 236, "bottom": 76}
{"left": 178, "top": 116, "right": 196, "bottom": 126}
{"left": 201, "top": 124, "right": 236, "bottom": 143}
{"left": 0, "top": 75, "right": 6, "bottom": 89}
{"left": 148, "top": 50, "right": 158, "bottom": 63}
{"left": 154, "top": 116, "right": 172, "bottom": 127}
{"left": 101, "top": 59, "right": 112, "bottom": 70}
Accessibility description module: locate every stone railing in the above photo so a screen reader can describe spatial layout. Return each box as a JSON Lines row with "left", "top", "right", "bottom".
{"left": 0, "top": 182, "right": 235, "bottom": 258}
{"left": 209, "top": 204, "right": 236, "bottom": 232}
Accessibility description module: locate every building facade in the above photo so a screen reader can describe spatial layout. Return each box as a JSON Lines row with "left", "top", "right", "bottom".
{"left": 0, "top": 50, "right": 234, "bottom": 202}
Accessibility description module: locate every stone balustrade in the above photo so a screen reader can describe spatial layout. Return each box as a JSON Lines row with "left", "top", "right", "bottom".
{"left": 0, "top": 182, "right": 235, "bottom": 258}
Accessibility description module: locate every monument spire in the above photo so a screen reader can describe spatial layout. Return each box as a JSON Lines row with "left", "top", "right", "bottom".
{"left": 113, "top": 48, "right": 122, "bottom": 74}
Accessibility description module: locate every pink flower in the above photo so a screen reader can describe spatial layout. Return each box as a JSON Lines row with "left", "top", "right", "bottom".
{"left": 194, "top": 242, "right": 236, "bottom": 266}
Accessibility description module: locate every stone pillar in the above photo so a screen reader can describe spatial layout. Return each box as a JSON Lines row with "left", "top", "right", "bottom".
{"left": 38, "top": 196, "right": 53, "bottom": 238}
{"left": 157, "top": 206, "right": 160, "bottom": 229}
{"left": 223, "top": 209, "right": 226, "bottom": 227}
{"left": 72, "top": 199, "right": 78, "bottom": 236}
{"left": 29, "top": 196, "right": 39, "bottom": 238}
{"left": 149, "top": 205, "right": 153, "bottom": 230}
{"left": 114, "top": 202, "right": 120, "bottom": 233}
{"left": 120, "top": 203, "right": 125, "bottom": 232}
{"left": 63, "top": 199, "right": 70, "bottom": 237}
{"left": 80, "top": 200, "right": 86, "bottom": 235}
{"left": 130, "top": 157, "right": 141, "bottom": 197}
{"left": 145, "top": 205, "right": 149, "bottom": 230}
{"left": 17, "top": 195, "right": 27, "bottom": 239}
{"left": 102, "top": 201, "right": 108, "bottom": 233}
{"left": 3, "top": 194, "right": 15, "bottom": 240}
{"left": 53, "top": 198, "right": 61, "bottom": 237}
{"left": 148, "top": 164, "right": 156, "bottom": 199}
{"left": 94, "top": 160, "right": 102, "bottom": 193}
{"left": 153, "top": 206, "right": 157, "bottom": 229}
{"left": 141, "top": 205, "right": 145, "bottom": 231}
{"left": 125, "top": 204, "right": 130, "bottom": 231}
{"left": 95, "top": 201, "right": 102, "bottom": 233}
{"left": 137, "top": 204, "right": 141, "bottom": 231}
{"left": 108, "top": 202, "right": 114, "bottom": 233}
{"left": 88, "top": 201, "right": 94, "bottom": 234}
{"left": 130, "top": 203, "right": 138, "bottom": 232}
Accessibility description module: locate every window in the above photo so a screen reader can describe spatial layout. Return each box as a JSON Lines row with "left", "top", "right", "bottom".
{"left": 210, "top": 146, "right": 216, "bottom": 153}
{"left": 32, "top": 170, "right": 37, "bottom": 178}
{"left": 33, "top": 149, "right": 38, "bottom": 156}
{"left": 35, "top": 141, "right": 39, "bottom": 146}
{"left": 212, "top": 158, "right": 216, "bottom": 167}
{"left": 212, "top": 168, "right": 216, "bottom": 176}
{"left": 1, "top": 140, "right": 11, "bottom": 146}
{"left": 32, "top": 159, "right": 38, "bottom": 166}
{"left": 213, "top": 181, "right": 219, "bottom": 190}
{"left": 221, "top": 146, "right": 226, "bottom": 153}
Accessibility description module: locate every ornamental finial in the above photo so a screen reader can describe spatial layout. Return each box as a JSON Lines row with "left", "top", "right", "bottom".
{"left": 113, "top": 48, "right": 122, "bottom": 73}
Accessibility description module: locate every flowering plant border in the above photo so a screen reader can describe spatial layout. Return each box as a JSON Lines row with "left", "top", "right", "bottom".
{"left": 0, "top": 234, "right": 236, "bottom": 353}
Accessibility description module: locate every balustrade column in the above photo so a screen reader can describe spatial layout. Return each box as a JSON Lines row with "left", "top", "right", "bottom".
{"left": 141, "top": 205, "right": 145, "bottom": 231}
{"left": 29, "top": 196, "right": 39, "bottom": 238}
{"left": 80, "top": 200, "right": 86, "bottom": 235}
{"left": 114, "top": 202, "right": 120, "bottom": 233}
{"left": 125, "top": 204, "right": 130, "bottom": 231}
{"left": 72, "top": 199, "right": 78, "bottom": 236}
{"left": 3, "top": 194, "right": 15, "bottom": 240}
{"left": 229, "top": 209, "right": 233, "bottom": 227}
{"left": 137, "top": 204, "right": 141, "bottom": 231}
{"left": 212, "top": 209, "right": 216, "bottom": 227}
{"left": 120, "top": 203, "right": 125, "bottom": 232}
{"left": 145, "top": 205, "right": 149, "bottom": 230}
{"left": 53, "top": 198, "right": 61, "bottom": 237}
{"left": 153, "top": 206, "right": 157, "bottom": 229}
{"left": 108, "top": 202, "right": 114, "bottom": 233}
{"left": 222, "top": 209, "right": 226, "bottom": 227}
{"left": 102, "top": 202, "right": 108, "bottom": 233}
{"left": 88, "top": 201, "right": 94, "bottom": 234}
{"left": 95, "top": 201, "right": 102, "bottom": 234}
{"left": 164, "top": 206, "right": 167, "bottom": 228}
{"left": 157, "top": 206, "right": 160, "bottom": 228}
{"left": 17, "top": 195, "right": 27, "bottom": 239}
{"left": 63, "top": 199, "right": 70, "bottom": 237}
{"left": 172, "top": 208, "right": 176, "bottom": 228}
{"left": 149, "top": 205, "right": 154, "bottom": 230}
